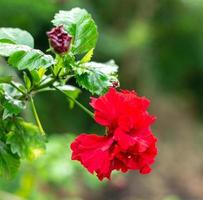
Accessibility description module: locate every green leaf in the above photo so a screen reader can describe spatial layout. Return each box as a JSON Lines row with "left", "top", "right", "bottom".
{"left": 6, "top": 119, "right": 46, "bottom": 161}
{"left": 27, "top": 68, "right": 46, "bottom": 88}
{"left": 8, "top": 50, "right": 55, "bottom": 71}
{"left": 80, "top": 48, "right": 94, "bottom": 63}
{"left": 0, "top": 42, "right": 30, "bottom": 57}
{"left": 0, "top": 84, "right": 26, "bottom": 119}
{"left": 0, "top": 28, "right": 34, "bottom": 48}
{"left": 52, "top": 8, "right": 98, "bottom": 55}
{"left": 73, "top": 60, "right": 119, "bottom": 95}
{"left": 37, "top": 67, "right": 46, "bottom": 79}
{"left": 84, "top": 60, "right": 119, "bottom": 75}
{"left": 0, "top": 141, "right": 20, "bottom": 179}
{"left": 2, "top": 97, "right": 25, "bottom": 118}
{"left": 0, "top": 43, "right": 55, "bottom": 70}
{"left": 23, "top": 72, "right": 31, "bottom": 89}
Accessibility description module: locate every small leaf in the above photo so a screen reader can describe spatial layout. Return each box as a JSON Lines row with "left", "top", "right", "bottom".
{"left": 23, "top": 72, "right": 31, "bottom": 89}
{"left": 30, "top": 71, "right": 41, "bottom": 86}
{"left": 52, "top": 8, "right": 98, "bottom": 55}
{"left": 0, "top": 27, "right": 34, "bottom": 48}
{"left": 73, "top": 60, "right": 119, "bottom": 95}
{"left": 80, "top": 48, "right": 94, "bottom": 63}
{"left": 6, "top": 119, "right": 46, "bottom": 160}
{"left": 37, "top": 67, "right": 46, "bottom": 79}
{"left": 0, "top": 141, "right": 20, "bottom": 179}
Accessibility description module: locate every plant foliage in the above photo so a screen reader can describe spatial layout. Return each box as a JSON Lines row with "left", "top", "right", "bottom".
{"left": 0, "top": 7, "right": 119, "bottom": 178}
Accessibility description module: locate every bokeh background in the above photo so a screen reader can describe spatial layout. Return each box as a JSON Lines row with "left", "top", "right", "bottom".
{"left": 1, "top": 0, "right": 203, "bottom": 200}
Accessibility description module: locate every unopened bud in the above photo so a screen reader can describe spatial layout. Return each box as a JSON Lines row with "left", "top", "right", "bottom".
{"left": 47, "top": 26, "right": 72, "bottom": 54}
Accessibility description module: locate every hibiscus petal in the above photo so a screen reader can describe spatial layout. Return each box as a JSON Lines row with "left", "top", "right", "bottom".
{"left": 114, "top": 128, "right": 136, "bottom": 150}
{"left": 140, "top": 165, "right": 152, "bottom": 174}
{"left": 90, "top": 88, "right": 124, "bottom": 128}
{"left": 70, "top": 134, "right": 114, "bottom": 180}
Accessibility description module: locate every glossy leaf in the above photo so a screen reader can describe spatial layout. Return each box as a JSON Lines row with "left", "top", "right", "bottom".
{"left": 0, "top": 43, "right": 54, "bottom": 70}
{"left": 73, "top": 60, "right": 119, "bottom": 95}
{"left": 0, "top": 27, "right": 34, "bottom": 48}
{"left": 0, "top": 42, "right": 30, "bottom": 57}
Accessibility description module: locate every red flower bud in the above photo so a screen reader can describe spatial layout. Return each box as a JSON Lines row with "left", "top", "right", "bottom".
{"left": 112, "top": 81, "right": 120, "bottom": 88}
{"left": 47, "top": 26, "right": 72, "bottom": 54}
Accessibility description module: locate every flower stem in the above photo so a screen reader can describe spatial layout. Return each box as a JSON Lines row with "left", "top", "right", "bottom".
{"left": 52, "top": 85, "right": 94, "bottom": 119}
{"left": 35, "top": 78, "right": 56, "bottom": 90}
{"left": 30, "top": 96, "right": 45, "bottom": 135}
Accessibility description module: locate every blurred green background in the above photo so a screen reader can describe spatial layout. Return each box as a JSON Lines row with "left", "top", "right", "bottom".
{"left": 1, "top": 0, "right": 203, "bottom": 200}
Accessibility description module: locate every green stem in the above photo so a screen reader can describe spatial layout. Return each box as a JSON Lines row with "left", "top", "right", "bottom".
{"left": 10, "top": 82, "right": 26, "bottom": 95}
{"left": 35, "top": 78, "right": 56, "bottom": 90}
{"left": 53, "top": 85, "right": 94, "bottom": 119}
{"left": 30, "top": 96, "right": 45, "bottom": 135}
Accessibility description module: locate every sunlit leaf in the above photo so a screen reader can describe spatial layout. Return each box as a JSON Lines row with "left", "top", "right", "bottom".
{"left": 80, "top": 48, "right": 94, "bottom": 63}
{"left": 23, "top": 72, "right": 31, "bottom": 90}
{"left": 6, "top": 119, "right": 46, "bottom": 160}
{"left": 0, "top": 43, "right": 54, "bottom": 70}
{"left": 0, "top": 28, "right": 34, "bottom": 48}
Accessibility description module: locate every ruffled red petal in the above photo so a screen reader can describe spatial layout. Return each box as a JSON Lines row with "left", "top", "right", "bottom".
{"left": 90, "top": 88, "right": 125, "bottom": 128}
{"left": 70, "top": 134, "right": 114, "bottom": 180}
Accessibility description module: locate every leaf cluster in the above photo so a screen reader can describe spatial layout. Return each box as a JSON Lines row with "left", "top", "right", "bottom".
{"left": 0, "top": 7, "right": 119, "bottom": 178}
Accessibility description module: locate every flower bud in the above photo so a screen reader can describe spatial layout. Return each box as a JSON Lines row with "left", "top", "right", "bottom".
{"left": 112, "top": 81, "right": 120, "bottom": 88}
{"left": 47, "top": 26, "right": 72, "bottom": 54}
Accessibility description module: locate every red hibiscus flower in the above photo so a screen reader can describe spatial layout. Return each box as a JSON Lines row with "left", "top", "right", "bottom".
{"left": 70, "top": 88, "right": 158, "bottom": 180}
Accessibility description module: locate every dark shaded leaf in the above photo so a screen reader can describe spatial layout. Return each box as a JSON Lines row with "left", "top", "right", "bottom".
{"left": 0, "top": 141, "right": 20, "bottom": 179}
